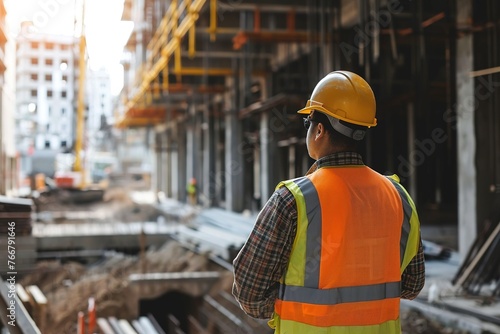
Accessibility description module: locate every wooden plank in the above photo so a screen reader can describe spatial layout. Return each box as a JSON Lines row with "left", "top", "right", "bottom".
{"left": 118, "top": 319, "right": 138, "bottom": 334}
{"left": 132, "top": 319, "right": 146, "bottom": 334}
{"left": 0, "top": 277, "right": 41, "bottom": 334}
{"left": 26, "top": 286, "right": 47, "bottom": 305}
{"left": 167, "top": 314, "right": 186, "bottom": 334}
{"left": 452, "top": 222, "right": 493, "bottom": 285}
{"left": 147, "top": 314, "right": 166, "bottom": 334}
{"left": 97, "top": 318, "right": 115, "bottom": 334}
{"left": 454, "top": 222, "right": 500, "bottom": 289}
{"left": 139, "top": 316, "right": 161, "bottom": 334}
{"left": 16, "top": 284, "right": 31, "bottom": 304}
{"left": 108, "top": 316, "right": 126, "bottom": 334}
{"left": 188, "top": 315, "right": 209, "bottom": 334}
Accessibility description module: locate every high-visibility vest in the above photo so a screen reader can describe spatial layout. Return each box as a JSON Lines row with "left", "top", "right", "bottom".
{"left": 269, "top": 165, "right": 420, "bottom": 334}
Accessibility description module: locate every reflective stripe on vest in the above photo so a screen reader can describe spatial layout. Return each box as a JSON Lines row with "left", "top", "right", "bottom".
{"left": 279, "top": 281, "right": 400, "bottom": 305}
{"left": 294, "top": 177, "right": 322, "bottom": 288}
{"left": 386, "top": 175, "right": 421, "bottom": 272}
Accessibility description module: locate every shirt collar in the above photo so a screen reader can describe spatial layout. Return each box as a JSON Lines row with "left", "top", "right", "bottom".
{"left": 306, "top": 152, "right": 364, "bottom": 175}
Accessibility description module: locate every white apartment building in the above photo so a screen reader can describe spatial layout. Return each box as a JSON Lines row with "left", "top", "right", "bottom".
{"left": 14, "top": 25, "right": 118, "bottom": 182}
{"left": 15, "top": 26, "right": 79, "bottom": 177}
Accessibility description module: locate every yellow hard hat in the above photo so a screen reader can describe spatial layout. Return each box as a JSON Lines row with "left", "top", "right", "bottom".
{"left": 297, "top": 70, "right": 377, "bottom": 128}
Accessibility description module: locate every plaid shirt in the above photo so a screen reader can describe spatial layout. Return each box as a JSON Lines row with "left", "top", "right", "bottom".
{"left": 232, "top": 152, "right": 425, "bottom": 319}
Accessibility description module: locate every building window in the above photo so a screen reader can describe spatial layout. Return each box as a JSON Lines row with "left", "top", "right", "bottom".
{"left": 30, "top": 42, "right": 39, "bottom": 49}
{"left": 47, "top": 90, "right": 53, "bottom": 98}
{"left": 46, "top": 124, "right": 50, "bottom": 132}
{"left": 30, "top": 74, "right": 38, "bottom": 81}
{"left": 31, "top": 90, "right": 37, "bottom": 97}
{"left": 45, "top": 42, "right": 54, "bottom": 50}
{"left": 61, "top": 91, "right": 67, "bottom": 98}
{"left": 61, "top": 45, "right": 68, "bottom": 51}
{"left": 30, "top": 58, "right": 38, "bottom": 65}
{"left": 61, "top": 108, "right": 66, "bottom": 115}
{"left": 45, "top": 141, "right": 50, "bottom": 148}
{"left": 45, "top": 74, "right": 52, "bottom": 81}
{"left": 62, "top": 75, "right": 68, "bottom": 82}
{"left": 45, "top": 59, "right": 53, "bottom": 66}
{"left": 28, "top": 103, "right": 37, "bottom": 113}
{"left": 61, "top": 140, "right": 67, "bottom": 148}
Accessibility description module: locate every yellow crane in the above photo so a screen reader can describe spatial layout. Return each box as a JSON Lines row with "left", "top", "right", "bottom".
{"left": 54, "top": 0, "right": 104, "bottom": 203}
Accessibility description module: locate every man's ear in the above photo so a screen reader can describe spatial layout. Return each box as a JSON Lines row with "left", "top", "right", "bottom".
{"left": 315, "top": 122, "right": 325, "bottom": 139}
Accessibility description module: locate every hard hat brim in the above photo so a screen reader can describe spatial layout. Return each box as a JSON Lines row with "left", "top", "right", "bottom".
{"left": 296, "top": 106, "right": 314, "bottom": 115}
{"left": 297, "top": 105, "right": 377, "bottom": 127}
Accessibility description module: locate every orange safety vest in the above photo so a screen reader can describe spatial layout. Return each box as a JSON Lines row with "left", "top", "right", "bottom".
{"left": 270, "top": 165, "right": 420, "bottom": 333}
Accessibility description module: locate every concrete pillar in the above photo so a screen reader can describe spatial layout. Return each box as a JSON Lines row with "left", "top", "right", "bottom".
{"left": 259, "top": 112, "right": 270, "bottom": 202}
{"left": 158, "top": 130, "right": 171, "bottom": 196}
{"left": 194, "top": 109, "right": 203, "bottom": 204}
{"left": 177, "top": 120, "right": 187, "bottom": 203}
{"left": 253, "top": 144, "right": 261, "bottom": 209}
{"left": 186, "top": 105, "right": 196, "bottom": 188}
{"left": 202, "top": 105, "right": 215, "bottom": 207}
{"left": 456, "top": 0, "right": 476, "bottom": 257}
{"left": 145, "top": 126, "right": 154, "bottom": 190}
{"left": 154, "top": 132, "right": 162, "bottom": 193}
{"left": 407, "top": 103, "right": 417, "bottom": 202}
{"left": 224, "top": 77, "right": 244, "bottom": 212}
{"left": 165, "top": 129, "right": 173, "bottom": 198}
{"left": 225, "top": 110, "right": 244, "bottom": 212}
{"left": 213, "top": 106, "right": 223, "bottom": 206}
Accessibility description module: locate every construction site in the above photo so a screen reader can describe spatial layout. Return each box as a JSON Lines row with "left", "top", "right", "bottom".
{"left": 1, "top": 0, "right": 500, "bottom": 333}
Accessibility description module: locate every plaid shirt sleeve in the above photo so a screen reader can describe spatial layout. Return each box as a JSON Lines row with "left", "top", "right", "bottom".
{"left": 401, "top": 239, "right": 425, "bottom": 299}
{"left": 232, "top": 187, "right": 297, "bottom": 319}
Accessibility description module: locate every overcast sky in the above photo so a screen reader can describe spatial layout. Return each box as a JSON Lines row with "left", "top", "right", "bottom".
{"left": 5, "top": 0, "right": 132, "bottom": 94}
{"left": 5, "top": 0, "right": 77, "bottom": 37}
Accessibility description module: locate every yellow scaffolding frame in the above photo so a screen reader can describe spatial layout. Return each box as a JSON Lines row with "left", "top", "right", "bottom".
{"left": 126, "top": 0, "right": 207, "bottom": 111}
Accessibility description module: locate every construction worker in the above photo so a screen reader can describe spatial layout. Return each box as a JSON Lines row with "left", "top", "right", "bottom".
{"left": 232, "top": 71, "right": 425, "bottom": 333}
{"left": 187, "top": 177, "right": 197, "bottom": 206}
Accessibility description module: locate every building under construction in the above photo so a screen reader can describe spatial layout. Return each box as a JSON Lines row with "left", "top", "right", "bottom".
{"left": 1, "top": 0, "right": 500, "bottom": 333}
{"left": 116, "top": 0, "right": 499, "bottom": 257}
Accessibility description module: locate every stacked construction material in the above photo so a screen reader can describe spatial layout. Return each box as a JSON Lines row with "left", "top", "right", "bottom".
{"left": 0, "top": 196, "right": 36, "bottom": 275}
{"left": 452, "top": 222, "right": 500, "bottom": 297}
{"left": 0, "top": 195, "right": 33, "bottom": 236}
{"left": 174, "top": 208, "right": 256, "bottom": 262}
